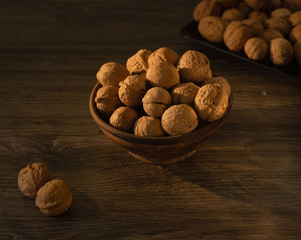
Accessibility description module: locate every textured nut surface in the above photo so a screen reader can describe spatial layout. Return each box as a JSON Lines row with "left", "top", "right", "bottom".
{"left": 202, "top": 76, "right": 231, "bottom": 97}
{"left": 242, "top": 19, "right": 264, "bottom": 36}
{"left": 18, "top": 162, "right": 52, "bottom": 198}
{"left": 270, "top": 37, "right": 294, "bottom": 66}
{"left": 177, "top": 50, "right": 212, "bottom": 84}
{"left": 294, "top": 41, "right": 301, "bottom": 67}
{"left": 248, "top": 11, "right": 268, "bottom": 23}
{"left": 222, "top": 8, "right": 244, "bottom": 21}
{"left": 148, "top": 47, "right": 179, "bottom": 67}
{"left": 224, "top": 21, "right": 252, "bottom": 51}
{"left": 244, "top": 37, "right": 268, "bottom": 61}
{"left": 193, "top": 0, "right": 221, "bottom": 22}
{"left": 96, "top": 62, "right": 129, "bottom": 87}
{"left": 259, "top": 28, "right": 284, "bottom": 43}
{"left": 35, "top": 179, "right": 72, "bottom": 216}
{"left": 270, "top": 8, "right": 292, "bottom": 20}
{"left": 244, "top": 0, "right": 271, "bottom": 11}
{"left": 289, "top": 11, "right": 301, "bottom": 27}
{"left": 142, "top": 87, "right": 172, "bottom": 117}
{"left": 161, "top": 104, "right": 198, "bottom": 136}
{"left": 194, "top": 84, "right": 228, "bottom": 122}
{"left": 171, "top": 82, "right": 200, "bottom": 106}
{"left": 198, "top": 16, "right": 229, "bottom": 43}
{"left": 126, "top": 49, "right": 152, "bottom": 74}
{"left": 265, "top": 18, "right": 291, "bottom": 36}
{"left": 146, "top": 62, "right": 180, "bottom": 89}
{"left": 95, "top": 86, "right": 121, "bottom": 118}
{"left": 109, "top": 107, "right": 139, "bottom": 133}
{"left": 118, "top": 74, "right": 146, "bottom": 107}
{"left": 134, "top": 116, "right": 165, "bottom": 137}
{"left": 289, "top": 24, "right": 301, "bottom": 44}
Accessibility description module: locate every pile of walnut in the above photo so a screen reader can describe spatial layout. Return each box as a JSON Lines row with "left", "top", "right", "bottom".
{"left": 193, "top": 0, "right": 301, "bottom": 67}
{"left": 18, "top": 162, "right": 72, "bottom": 216}
{"left": 95, "top": 47, "right": 231, "bottom": 137}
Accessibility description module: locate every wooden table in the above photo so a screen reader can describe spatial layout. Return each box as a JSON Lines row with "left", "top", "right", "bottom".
{"left": 1, "top": 1, "right": 300, "bottom": 239}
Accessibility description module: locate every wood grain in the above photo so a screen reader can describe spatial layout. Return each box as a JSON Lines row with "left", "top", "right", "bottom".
{"left": 1, "top": 0, "right": 301, "bottom": 239}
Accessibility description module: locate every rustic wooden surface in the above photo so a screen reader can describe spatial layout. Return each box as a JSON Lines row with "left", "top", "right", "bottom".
{"left": 1, "top": 0, "right": 301, "bottom": 239}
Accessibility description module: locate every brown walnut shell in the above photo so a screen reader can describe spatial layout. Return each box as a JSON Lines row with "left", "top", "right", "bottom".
{"left": 242, "top": 19, "right": 264, "bottom": 36}
{"left": 109, "top": 107, "right": 139, "bottom": 133}
{"left": 244, "top": 37, "right": 268, "bottom": 61}
{"left": 96, "top": 62, "right": 129, "bottom": 87}
{"left": 222, "top": 8, "right": 244, "bottom": 21}
{"left": 35, "top": 179, "right": 72, "bottom": 216}
{"left": 18, "top": 162, "right": 52, "bottom": 198}
{"left": 126, "top": 49, "right": 152, "bottom": 75}
{"left": 95, "top": 86, "right": 121, "bottom": 118}
{"left": 248, "top": 11, "right": 268, "bottom": 23}
{"left": 289, "top": 11, "right": 301, "bottom": 27}
{"left": 259, "top": 29, "right": 284, "bottom": 43}
{"left": 270, "top": 37, "right": 294, "bottom": 66}
{"left": 264, "top": 18, "right": 291, "bottom": 36}
{"left": 193, "top": 0, "right": 222, "bottom": 22}
{"left": 134, "top": 116, "right": 165, "bottom": 137}
{"left": 289, "top": 24, "right": 301, "bottom": 44}
{"left": 148, "top": 47, "right": 179, "bottom": 67}
{"left": 270, "top": 8, "right": 292, "bottom": 20}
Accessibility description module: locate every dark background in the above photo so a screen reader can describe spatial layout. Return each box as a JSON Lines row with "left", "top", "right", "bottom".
{"left": 1, "top": 0, "right": 301, "bottom": 239}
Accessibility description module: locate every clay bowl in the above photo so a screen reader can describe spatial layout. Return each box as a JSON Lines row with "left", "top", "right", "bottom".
{"left": 89, "top": 82, "right": 233, "bottom": 164}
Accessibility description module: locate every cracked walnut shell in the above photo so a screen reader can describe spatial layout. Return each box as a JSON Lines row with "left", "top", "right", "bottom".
{"left": 134, "top": 116, "right": 165, "bottom": 137}
{"left": 161, "top": 104, "right": 198, "bottom": 136}
{"left": 194, "top": 84, "right": 228, "bottom": 122}
{"left": 126, "top": 49, "right": 152, "bottom": 75}
{"left": 18, "top": 162, "right": 52, "bottom": 198}
{"left": 142, "top": 87, "right": 172, "bottom": 118}
{"left": 118, "top": 74, "right": 147, "bottom": 107}
{"left": 35, "top": 179, "right": 72, "bottom": 216}
{"left": 96, "top": 62, "right": 129, "bottom": 87}
{"left": 177, "top": 50, "right": 212, "bottom": 84}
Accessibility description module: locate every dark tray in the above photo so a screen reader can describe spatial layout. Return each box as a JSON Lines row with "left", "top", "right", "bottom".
{"left": 181, "top": 21, "right": 301, "bottom": 80}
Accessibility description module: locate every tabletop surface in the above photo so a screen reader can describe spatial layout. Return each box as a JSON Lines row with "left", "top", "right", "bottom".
{"left": 1, "top": 0, "right": 301, "bottom": 239}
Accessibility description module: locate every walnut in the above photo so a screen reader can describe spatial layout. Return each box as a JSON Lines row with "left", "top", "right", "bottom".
{"left": 264, "top": 18, "right": 291, "bottom": 36}
{"left": 146, "top": 62, "right": 180, "bottom": 89}
{"left": 244, "top": 0, "right": 272, "bottom": 11}
{"left": 223, "top": 21, "right": 252, "bottom": 51}
{"left": 216, "top": 0, "right": 239, "bottom": 9}
{"left": 96, "top": 62, "right": 129, "bottom": 87}
{"left": 95, "top": 86, "right": 121, "bottom": 118}
{"left": 194, "top": 84, "right": 228, "bottom": 122}
{"left": 289, "top": 11, "right": 301, "bottom": 27}
{"left": 198, "top": 16, "right": 229, "bottom": 43}
{"left": 270, "top": 8, "right": 292, "bottom": 20}
{"left": 118, "top": 74, "right": 146, "bottom": 107}
{"left": 171, "top": 82, "right": 200, "bottom": 106}
{"left": 142, "top": 87, "right": 172, "bottom": 118}
{"left": 289, "top": 24, "right": 301, "bottom": 44}
{"left": 270, "top": 38, "right": 294, "bottom": 66}
{"left": 283, "top": 0, "right": 301, "bottom": 12}
{"left": 259, "top": 29, "right": 284, "bottom": 43}
{"left": 193, "top": 0, "right": 222, "bottom": 22}
{"left": 202, "top": 76, "right": 231, "bottom": 97}
{"left": 148, "top": 47, "right": 179, "bottom": 67}
{"left": 161, "top": 104, "right": 198, "bottom": 136}
{"left": 244, "top": 37, "right": 268, "bottom": 61}
{"left": 109, "top": 106, "right": 139, "bottom": 133}
{"left": 177, "top": 50, "right": 212, "bottom": 84}
{"left": 222, "top": 8, "right": 244, "bottom": 21}
{"left": 35, "top": 179, "right": 72, "bottom": 216}
{"left": 242, "top": 19, "right": 264, "bottom": 36}
{"left": 238, "top": 2, "right": 252, "bottom": 17}
{"left": 18, "top": 162, "right": 52, "bottom": 198}
{"left": 270, "top": 0, "right": 282, "bottom": 11}
{"left": 294, "top": 41, "right": 301, "bottom": 68}
{"left": 248, "top": 11, "right": 268, "bottom": 23}
{"left": 134, "top": 116, "right": 165, "bottom": 137}
{"left": 126, "top": 49, "right": 152, "bottom": 75}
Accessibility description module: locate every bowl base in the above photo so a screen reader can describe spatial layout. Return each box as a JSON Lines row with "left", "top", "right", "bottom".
{"left": 128, "top": 150, "right": 197, "bottom": 164}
